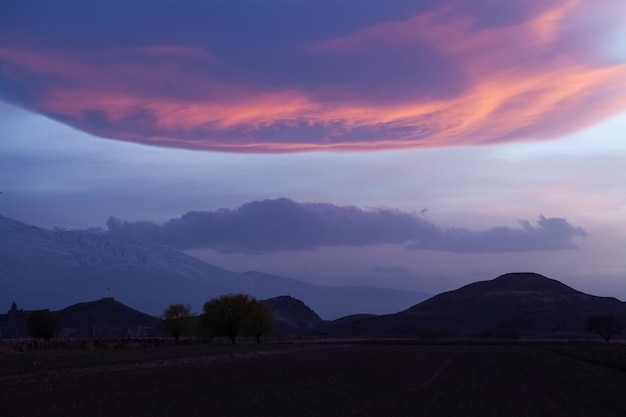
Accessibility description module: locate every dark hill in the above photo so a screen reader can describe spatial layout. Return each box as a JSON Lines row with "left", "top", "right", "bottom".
{"left": 0, "top": 298, "right": 163, "bottom": 339}
{"left": 420, "top": 272, "right": 580, "bottom": 297}
{"left": 263, "top": 295, "right": 322, "bottom": 334}
{"left": 325, "top": 273, "right": 626, "bottom": 339}
{"left": 56, "top": 297, "right": 162, "bottom": 337}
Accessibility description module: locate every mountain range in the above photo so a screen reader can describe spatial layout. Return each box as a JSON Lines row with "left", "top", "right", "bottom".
{"left": 0, "top": 214, "right": 429, "bottom": 319}
{"left": 3, "top": 215, "right": 624, "bottom": 340}
{"left": 2, "top": 272, "right": 623, "bottom": 340}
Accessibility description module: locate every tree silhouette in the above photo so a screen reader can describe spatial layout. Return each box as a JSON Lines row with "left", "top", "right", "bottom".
{"left": 201, "top": 294, "right": 273, "bottom": 344}
{"left": 162, "top": 303, "right": 193, "bottom": 342}
{"left": 247, "top": 300, "right": 274, "bottom": 344}
{"left": 26, "top": 310, "right": 61, "bottom": 341}
{"left": 586, "top": 314, "right": 623, "bottom": 342}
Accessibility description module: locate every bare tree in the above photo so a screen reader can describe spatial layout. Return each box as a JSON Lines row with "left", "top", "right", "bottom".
{"left": 586, "top": 314, "right": 623, "bottom": 342}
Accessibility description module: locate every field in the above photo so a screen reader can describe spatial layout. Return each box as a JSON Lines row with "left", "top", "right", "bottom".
{"left": 1, "top": 340, "right": 626, "bottom": 417}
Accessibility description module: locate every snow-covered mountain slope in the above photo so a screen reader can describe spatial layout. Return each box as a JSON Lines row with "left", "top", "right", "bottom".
{"left": 0, "top": 215, "right": 429, "bottom": 319}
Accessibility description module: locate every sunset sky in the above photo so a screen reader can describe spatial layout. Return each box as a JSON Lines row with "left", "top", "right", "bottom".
{"left": 1, "top": 0, "right": 625, "bottom": 299}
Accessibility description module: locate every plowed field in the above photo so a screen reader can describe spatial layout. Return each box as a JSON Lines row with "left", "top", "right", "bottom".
{"left": 1, "top": 342, "right": 625, "bottom": 417}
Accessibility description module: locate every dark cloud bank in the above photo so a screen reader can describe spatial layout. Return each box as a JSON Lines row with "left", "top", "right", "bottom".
{"left": 106, "top": 198, "right": 588, "bottom": 254}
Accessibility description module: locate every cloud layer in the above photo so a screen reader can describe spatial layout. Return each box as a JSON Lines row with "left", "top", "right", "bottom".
{"left": 105, "top": 198, "right": 588, "bottom": 253}
{"left": 2, "top": 0, "right": 625, "bottom": 152}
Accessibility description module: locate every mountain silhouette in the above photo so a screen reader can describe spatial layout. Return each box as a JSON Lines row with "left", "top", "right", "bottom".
{"left": 263, "top": 295, "right": 323, "bottom": 334}
{"left": 325, "top": 272, "right": 626, "bottom": 338}
{"left": 0, "top": 214, "right": 428, "bottom": 319}
{"left": 56, "top": 297, "right": 162, "bottom": 338}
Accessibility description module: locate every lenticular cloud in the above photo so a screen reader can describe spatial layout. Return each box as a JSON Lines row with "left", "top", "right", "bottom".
{"left": 1, "top": 0, "right": 625, "bottom": 152}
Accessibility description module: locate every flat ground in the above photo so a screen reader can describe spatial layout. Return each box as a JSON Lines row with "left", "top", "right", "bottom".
{"left": 1, "top": 341, "right": 625, "bottom": 417}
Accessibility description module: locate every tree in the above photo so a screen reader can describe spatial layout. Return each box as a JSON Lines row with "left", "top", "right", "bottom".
{"left": 26, "top": 310, "right": 61, "bottom": 341}
{"left": 200, "top": 294, "right": 273, "bottom": 344}
{"left": 201, "top": 294, "right": 252, "bottom": 344}
{"left": 246, "top": 300, "right": 274, "bottom": 344}
{"left": 586, "top": 314, "right": 623, "bottom": 342}
{"left": 162, "top": 303, "right": 193, "bottom": 342}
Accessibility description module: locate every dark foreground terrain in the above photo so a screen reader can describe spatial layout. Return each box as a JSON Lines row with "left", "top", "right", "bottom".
{"left": 1, "top": 341, "right": 626, "bottom": 417}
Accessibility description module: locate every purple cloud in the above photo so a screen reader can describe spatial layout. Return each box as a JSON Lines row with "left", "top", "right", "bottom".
{"left": 105, "top": 198, "right": 588, "bottom": 253}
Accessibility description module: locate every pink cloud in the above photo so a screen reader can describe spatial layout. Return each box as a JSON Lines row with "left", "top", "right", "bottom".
{"left": 1, "top": 0, "right": 625, "bottom": 153}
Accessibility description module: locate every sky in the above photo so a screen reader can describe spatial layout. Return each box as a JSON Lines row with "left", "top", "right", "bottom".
{"left": 1, "top": 0, "right": 625, "bottom": 299}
